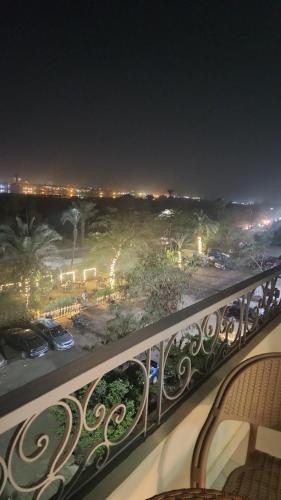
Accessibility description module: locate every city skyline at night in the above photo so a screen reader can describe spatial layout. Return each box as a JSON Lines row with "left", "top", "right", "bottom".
{"left": 0, "top": 173, "right": 275, "bottom": 204}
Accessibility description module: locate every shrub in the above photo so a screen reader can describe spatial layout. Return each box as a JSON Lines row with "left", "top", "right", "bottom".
{"left": 51, "top": 376, "right": 142, "bottom": 464}
{"left": 94, "top": 287, "right": 112, "bottom": 299}
{"left": 43, "top": 296, "right": 77, "bottom": 312}
{"left": 0, "top": 292, "right": 32, "bottom": 328}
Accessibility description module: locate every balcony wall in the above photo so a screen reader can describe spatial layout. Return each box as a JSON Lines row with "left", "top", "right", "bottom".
{"left": 84, "top": 317, "right": 281, "bottom": 500}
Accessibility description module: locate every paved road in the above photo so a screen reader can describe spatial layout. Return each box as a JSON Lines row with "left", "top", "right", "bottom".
{"left": 188, "top": 266, "right": 252, "bottom": 300}
{"left": 0, "top": 345, "right": 84, "bottom": 396}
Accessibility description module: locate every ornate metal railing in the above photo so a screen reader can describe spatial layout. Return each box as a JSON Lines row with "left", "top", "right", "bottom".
{"left": 0, "top": 265, "right": 281, "bottom": 499}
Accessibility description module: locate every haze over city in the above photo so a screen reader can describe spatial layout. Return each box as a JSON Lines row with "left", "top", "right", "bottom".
{"left": 0, "top": 1, "right": 280, "bottom": 200}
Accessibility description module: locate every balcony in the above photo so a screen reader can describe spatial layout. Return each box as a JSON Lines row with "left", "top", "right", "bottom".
{"left": 0, "top": 265, "right": 281, "bottom": 499}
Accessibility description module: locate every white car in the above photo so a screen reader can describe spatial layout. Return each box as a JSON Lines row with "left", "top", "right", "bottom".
{"left": 32, "top": 318, "right": 74, "bottom": 351}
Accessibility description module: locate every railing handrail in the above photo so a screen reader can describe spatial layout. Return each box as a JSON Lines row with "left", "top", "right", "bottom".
{"left": 1, "top": 264, "right": 281, "bottom": 433}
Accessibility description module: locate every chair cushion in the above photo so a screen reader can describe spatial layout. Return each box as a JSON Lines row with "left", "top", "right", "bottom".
{"left": 224, "top": 450, "right": 281, "bottom": 500}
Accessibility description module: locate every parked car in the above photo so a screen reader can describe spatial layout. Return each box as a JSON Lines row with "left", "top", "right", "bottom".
{"left": 225, "top": 301, "right": 242, "bottom": 319}
{"left": 4, "top": 328, "right": 49, "bottom": 358}
{"left": 207, "top": 249, "right": 231, "bottom": 270}
{"left": 32, "top": 318, "right": 74, "bottom": 350}
{"left": 262, "top": 256, "right": 281, "bottom": 270}
{"left": 225, "top": 300, "right": 263, "bottom": 322}
{"left": 207, "top": 249, "right": 222, "bottom": 260}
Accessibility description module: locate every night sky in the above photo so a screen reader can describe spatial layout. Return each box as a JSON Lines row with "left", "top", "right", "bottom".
{"left": 0, "top": 1, "right": 280, "bottom": 200}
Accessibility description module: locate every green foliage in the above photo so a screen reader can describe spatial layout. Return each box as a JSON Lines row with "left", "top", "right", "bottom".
{"left": 52, "top": 376, "right": 141, "bottom": 463}
{"left": 208, "top": 221, "right": 246, "bottom": 255}
{"left": 0, "top": 292, "right": 31, "bottom": 327}
{"left": 43, "top": 295, "right": 77, "bottom": 312}
{"left": 90, "top": 209, "right": 160, "bottom": 276}
{"left": 0, "top": 217, "right": 61, "bottom": 309}
{"left": 106, "top": 308, "right": 140, "bottom": 342}
{"left": 127, "top": 250, "right": 192, "bottom": 322}
{"left": 94, "top": 287, "right": 112, "bottom": 299}
{"left": 165, "top": 249, "right": 178, "bottom": 265}
{"left": 0, "top": 217, "right": 61, "bottom": 280}
{"left": 237, "top": 232, "right": 272, "bottom": 271}
{"left": 193, "top": 209, "right": 218, "bottom": 250}
{"left": 61, "top": 207, "right": 80, "bottom": 265}
{"left": 72, "top": 200, "right": 98, "bottom": 243}
{"left": 163, "top": 332, "right": 225, "bottom": 395}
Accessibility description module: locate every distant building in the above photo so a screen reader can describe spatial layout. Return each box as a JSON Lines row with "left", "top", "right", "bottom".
{"left": 3, "top": 174, "right": 154, "bottom": 200}
{"left": 10, "top": 175, "right": 37, "bottom": 195}
{"left": 0, "top": 182, "right": 10, "bottom": 193}
{"left": 37, "top": 184, "right": 67, "bottom": 197}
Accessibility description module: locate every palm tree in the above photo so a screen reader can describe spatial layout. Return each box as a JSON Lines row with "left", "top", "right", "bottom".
{"left": 0, "top": 217, "right": 61, "bottom": 307}
{"left": 171, "top": 233, "right": 190, "bottom": 268}
{"left": 72, "top": 200, "right": 97, "bottom": 245}
{"left": 193, "top": 210, "right": 218, "bottom": 252}
{"left": 167, "top": 189, "right": 174, "bottom": 198}
{"left": 61, "top": 208, "right": 80, "bottom": 266}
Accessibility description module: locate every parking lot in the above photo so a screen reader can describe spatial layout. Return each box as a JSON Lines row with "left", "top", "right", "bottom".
{"left": 0, "top": 341, "right": 84, "bottom": 397}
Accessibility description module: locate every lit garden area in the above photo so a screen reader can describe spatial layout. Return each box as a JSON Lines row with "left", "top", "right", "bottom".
{"left": 0, "top": 197, "right": 280, "bottom": 349}
{"left": 0, "top": 199, "right": 280, "bottom": 499}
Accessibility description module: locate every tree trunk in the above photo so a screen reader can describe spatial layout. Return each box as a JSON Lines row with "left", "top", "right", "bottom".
{"left": 72, "top": 226, "right": 78, "bottom": 266}
{"left": 81, "top": 219, "right": 85, "bottom": 246}
{"left": 178, "top": 249, "right": 182, "bottom": 269}
{"left": 109, "top": 247, "right": 121, "bottom": 290}
{"left": 24, "top": 279, "right": 30, "bottom": 309}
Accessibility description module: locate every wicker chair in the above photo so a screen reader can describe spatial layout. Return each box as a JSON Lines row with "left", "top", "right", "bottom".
{"left": 191, "top": 353, "right": 281, "bottom": 500}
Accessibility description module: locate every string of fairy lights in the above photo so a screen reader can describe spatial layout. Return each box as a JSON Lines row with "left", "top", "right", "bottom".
{"left": 0, "top": 267, "right": 97, "bottom": 293}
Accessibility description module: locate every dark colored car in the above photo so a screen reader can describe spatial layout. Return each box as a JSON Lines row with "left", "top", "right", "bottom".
{"left": 207, "top": 249, "right": 231, "bottom": 270}
{"left": 32, "top": 318, "right": 74, "bottom": 350}
{"left": 207, "top": 249, "right": 222, "bottom": 260}
{"left": 225, "top": 300, "right": 263, "bottom": 322}
{"left": 263, "top": 257, "right": 281, "bottom": 270}
{"left": 4, "top": 328, "right": 49, "bottom": 358}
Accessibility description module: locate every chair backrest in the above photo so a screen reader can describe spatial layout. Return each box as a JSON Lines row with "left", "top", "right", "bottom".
{"left": 216, "top": 353, "right": 281, "bottom": 431}
{"left": 191, "top": 353, "right": 281, "bottom": 488}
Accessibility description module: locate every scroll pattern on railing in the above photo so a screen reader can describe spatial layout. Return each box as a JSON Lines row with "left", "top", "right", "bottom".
{"left": 0, "top": 273, "right": 280, "bottom": 499}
